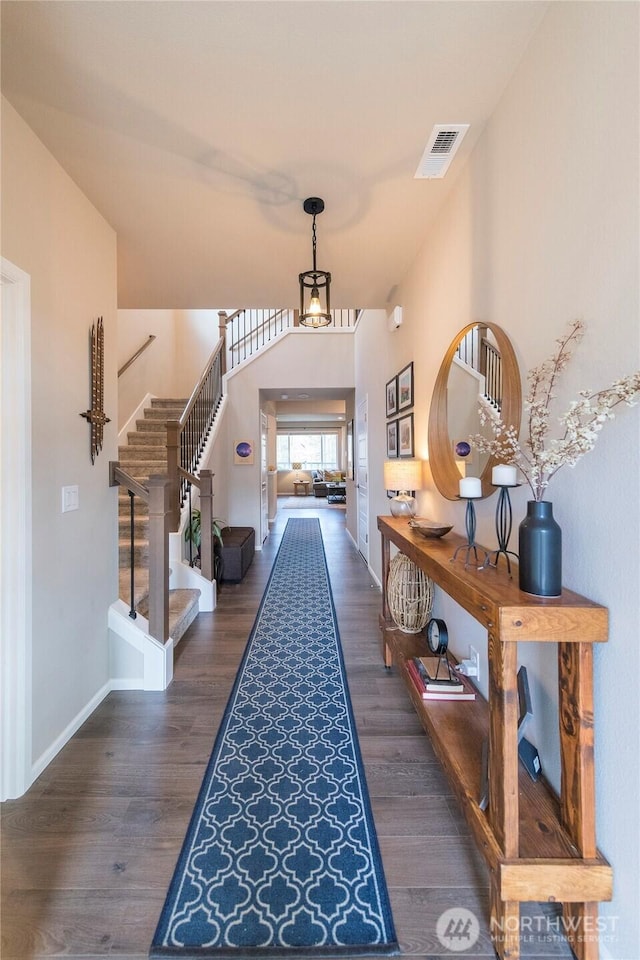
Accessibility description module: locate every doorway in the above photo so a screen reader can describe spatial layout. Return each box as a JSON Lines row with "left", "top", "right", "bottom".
{"left": 1, "top": 258, "right": 32, "bottom": 800}
{"left": 356, "top": 396, "right": 369, "bottom": 564}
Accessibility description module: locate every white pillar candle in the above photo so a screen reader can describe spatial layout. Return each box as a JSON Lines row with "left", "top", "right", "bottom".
{"left": 459, "top": 476, "right": 482, "bottom": 498}
{"left": 492, "top": 464, "right": 518, "bottom": 486}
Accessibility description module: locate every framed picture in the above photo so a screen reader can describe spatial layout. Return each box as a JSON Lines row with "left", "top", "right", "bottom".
{"left": 385, "top": 376, "right": 398, "bottom": 418}
{"left": 398, "top": 412, "right": 414, "bottom": 457}
{"left": 386, "top": 419, "right": 399, "bottom": 458}
{"left": 234, "top": 439, "right": 254, "bottom": 465}
{"left": 397, "top": 362, "right": 414, "bottom": 411}
{"left": 346, "top": 420, "right": 354, "bottom": 480}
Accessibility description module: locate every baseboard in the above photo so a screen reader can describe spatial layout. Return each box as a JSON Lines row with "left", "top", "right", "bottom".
{"left": 31, "top": 680, "right": 112, "bottom": 783}
{"left": 118, "top": 391, "right": 154, "bottom": 443}
{"left": 29, "top": 601, "right": 176, "bottom": 790}
{"left": 110, "top": 678, "right": 146, "bottom": 691}
{"left": 345, "top": 527, "right": 381, "bottom": 589}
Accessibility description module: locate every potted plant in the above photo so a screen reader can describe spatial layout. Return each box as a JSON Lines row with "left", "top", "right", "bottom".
{"left": 184, "top": 509, "right": 227, "bottom": 583}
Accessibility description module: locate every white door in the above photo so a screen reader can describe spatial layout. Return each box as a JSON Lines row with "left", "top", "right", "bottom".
{"left": 356, "top": 397, "right": 369, "bottom": 563}
{"left": 260, "top": 412, "right": 269, "bottom": 544}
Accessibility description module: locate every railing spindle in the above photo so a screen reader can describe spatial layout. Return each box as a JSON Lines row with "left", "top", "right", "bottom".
{"left": 128, "top": 490, "right": 137, "bottom": 620}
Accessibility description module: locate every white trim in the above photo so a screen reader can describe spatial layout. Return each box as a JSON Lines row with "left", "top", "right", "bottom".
{"left": 108, "top": 600, "right": 174, "bottom": 690}
{"left": 118, "top": 391, "right": 154, "bottom": 443}
{"left": 223, "top": 325, "right": 355, "bottom": 384}
{"left": 0, "top": 258, "right": 33, "bottom": 800}
{"left": 30, "top": 681, "right": 112, "bottom": 783}
{"left": 168, "top": 552, "right": 216, "bottom": 611}
{"left": 32, "top": 596, "right": 177, "bottom": 780}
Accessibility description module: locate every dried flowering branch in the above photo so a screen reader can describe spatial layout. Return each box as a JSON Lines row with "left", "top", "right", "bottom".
{"left": 471, "top": 320, "right": 640, "bottom": 501}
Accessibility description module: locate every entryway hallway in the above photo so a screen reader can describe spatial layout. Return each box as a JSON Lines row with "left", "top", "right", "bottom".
{"left": 1, "top": 506, "right": 571, "bottom": 958}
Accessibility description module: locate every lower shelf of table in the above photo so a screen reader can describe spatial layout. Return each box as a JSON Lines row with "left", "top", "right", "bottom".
{"left": 381, "top": 618, "right": 612, "bottom": 905}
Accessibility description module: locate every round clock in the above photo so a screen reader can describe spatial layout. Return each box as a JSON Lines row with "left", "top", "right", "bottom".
{"left": 426, "top": 617, "right": 449, "bottom": 656}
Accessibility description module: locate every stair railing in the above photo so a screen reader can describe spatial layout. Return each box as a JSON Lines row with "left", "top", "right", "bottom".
{"left": 166, "top": 341, "right": 224, "bottom": 528}
{"left": 165, "top": 304, "right": 362, "bottom": 534}
{"left": 109, "top": 463, "right": 171, "bottom": 645}
{"left": 180, "top": 469, "right": 216, "bottom": 581}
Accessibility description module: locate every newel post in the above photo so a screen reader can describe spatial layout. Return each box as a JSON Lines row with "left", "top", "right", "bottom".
{"left": 147, "top": 475, "right": 171, "bottom": 645}
{"left": 218, "top": 310, "right": 228, "bottom": 378}
{"left": 166, "top": 420, "right": 181, "bottom": 530}
{"left": 199, "top": 469, "right": 215, "bottom": 582}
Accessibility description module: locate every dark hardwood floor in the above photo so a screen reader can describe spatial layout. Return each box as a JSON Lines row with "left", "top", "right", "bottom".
{"left": 1, "top": 505, "right": 571, "bottom": 959}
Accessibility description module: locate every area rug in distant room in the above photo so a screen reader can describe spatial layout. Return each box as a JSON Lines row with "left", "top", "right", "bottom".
{"left": 150, "top": 518, "right": 397, "bottom": 959}
{"left": 280, "top": 496, "right": 345, "bottom": 510}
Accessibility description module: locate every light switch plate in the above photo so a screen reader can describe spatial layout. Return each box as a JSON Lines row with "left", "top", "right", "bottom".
{"left": 62, "top": 485, "right": 79, "bottom": 512}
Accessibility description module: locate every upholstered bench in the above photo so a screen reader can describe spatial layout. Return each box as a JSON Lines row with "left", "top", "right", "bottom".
{"left": 218, "top": 526, "right": 255, "bottom": 583}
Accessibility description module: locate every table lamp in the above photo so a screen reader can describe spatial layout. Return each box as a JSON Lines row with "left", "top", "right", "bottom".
{"left": 291, "top": 461, "right": 302, "bottom": 480}
{"left": 383, "top": 459, "right": 423, "bottom": 518}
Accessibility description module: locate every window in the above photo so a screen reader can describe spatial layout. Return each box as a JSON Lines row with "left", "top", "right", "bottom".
{"left": 277, "top": 432, "right": 339, "bottom": 471}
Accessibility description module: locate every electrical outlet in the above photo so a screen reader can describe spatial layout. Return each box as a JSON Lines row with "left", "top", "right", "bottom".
{"left": 457, "top": 645, "right": 480, "bottom": 680}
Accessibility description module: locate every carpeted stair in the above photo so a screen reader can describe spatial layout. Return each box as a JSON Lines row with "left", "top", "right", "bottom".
{"left": 118, "top": 397, "right": 200, "bottom": 642}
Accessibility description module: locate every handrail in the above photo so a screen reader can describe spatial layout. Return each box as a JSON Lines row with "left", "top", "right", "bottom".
{"left": 109, "top": 462, "right": 170, "bottom": 644}
{"left": 231, "top": 309, "right": 289, "bottom": 351}
{"left": 220, "top": 308, "right": 244, "bottom": 326}
{"left": 118, "top": 335, "right": 156, "bottom": 378}
{"left": 179, "top": 338, "right": 224, "bottom": 428}
{"left": 178, "top": 465, "right": 200, "bottom": 488}
{"left": 111, "top": 464, "right": 149, "bottom": 502}
{"left": 166, "top": 341, "right": 224, "bottom": 527}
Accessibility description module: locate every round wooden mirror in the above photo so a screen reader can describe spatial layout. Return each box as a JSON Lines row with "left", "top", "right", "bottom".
{"left": 428, "top": 323, "right": 522, "bottom": 500}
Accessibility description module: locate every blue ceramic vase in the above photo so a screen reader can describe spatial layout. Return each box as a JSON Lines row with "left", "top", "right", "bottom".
{"left": 518, "top": 501, "right": 562, "bottom": 597}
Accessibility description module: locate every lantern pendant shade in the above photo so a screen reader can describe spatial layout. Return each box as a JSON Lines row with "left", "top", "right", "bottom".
{"left": 299, "top": 197, "right": 332, "bottom": 328}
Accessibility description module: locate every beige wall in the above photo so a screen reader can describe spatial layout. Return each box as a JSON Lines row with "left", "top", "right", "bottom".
{"left": 356, "top": 5, "right": 639, "bottom": 954}
{"left": 1, "top": 98, "right": 118, "bottom": 766}
{"left": 222, "top": 332, "right": 355, "bottom": 538}
{"left": 118, "top": 309, "right": 220, "bottom": 429}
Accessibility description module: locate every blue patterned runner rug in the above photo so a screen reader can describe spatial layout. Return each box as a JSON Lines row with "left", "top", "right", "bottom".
{"left": 150, "top": 518, "right": 398, "bottom": 959}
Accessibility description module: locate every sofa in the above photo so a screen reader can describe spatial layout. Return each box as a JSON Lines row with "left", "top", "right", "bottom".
{"left": 312, "top": 470, "right": 346, "bottom": 498}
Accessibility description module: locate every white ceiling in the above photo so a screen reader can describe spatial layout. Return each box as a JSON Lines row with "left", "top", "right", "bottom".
{"left": 261, "top": 388, "right": 350, "bottom": 422}
{"left": 1, "top": 1, "right": 546, "bottom": 310}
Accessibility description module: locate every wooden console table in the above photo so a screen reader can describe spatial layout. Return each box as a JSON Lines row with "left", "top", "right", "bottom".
{"left": 377, "top": 516, "right": 612, "bottom": 960}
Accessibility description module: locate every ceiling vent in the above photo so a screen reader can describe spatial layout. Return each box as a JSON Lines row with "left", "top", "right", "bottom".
{"left": 414, "top": 124, "right": 470, "bottom": 179}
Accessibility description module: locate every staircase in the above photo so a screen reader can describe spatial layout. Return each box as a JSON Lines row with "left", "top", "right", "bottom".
{"left": 118, "top": 397, "right": 201, "bottom": 642}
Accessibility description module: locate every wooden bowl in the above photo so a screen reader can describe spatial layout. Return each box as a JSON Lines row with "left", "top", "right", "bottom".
{"left": 408, "top": 518, "right": 453, "bottom": 539}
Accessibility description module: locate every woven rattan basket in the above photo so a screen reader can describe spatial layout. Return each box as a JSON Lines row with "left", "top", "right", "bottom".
{"left": 387, "top": 552, "right": 434, "bottom": 634}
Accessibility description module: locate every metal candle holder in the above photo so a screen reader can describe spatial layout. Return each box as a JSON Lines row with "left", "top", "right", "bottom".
{"left": 485, "top": 484, "right": 520, "bottom": 575}
{"left": 452, "top": 497, "right": 488, "bottom": 569}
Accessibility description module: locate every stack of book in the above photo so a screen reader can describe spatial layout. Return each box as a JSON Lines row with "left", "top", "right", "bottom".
{"left": 406, "top": 655, "right": 476, "bottom": 701}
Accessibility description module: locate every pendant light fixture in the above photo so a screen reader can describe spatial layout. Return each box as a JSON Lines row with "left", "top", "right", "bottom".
{"left": 299, "top": 197, "right": 332, "bottom": 328}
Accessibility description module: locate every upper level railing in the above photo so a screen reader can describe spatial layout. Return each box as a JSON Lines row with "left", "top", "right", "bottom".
{"left": 219, "top": 308, "right": 359, "bottom": 371}
{"left": 456, "top": 324, "right": 503, "bottom": 411}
